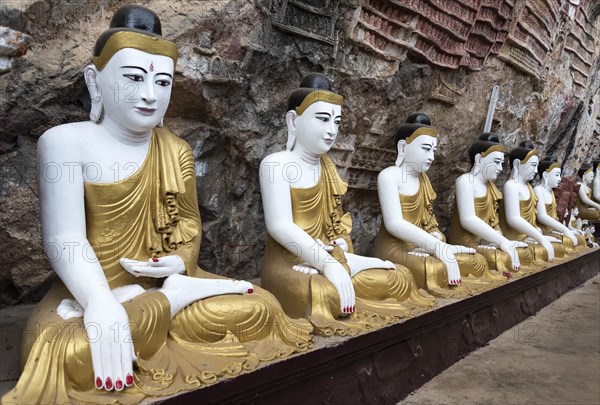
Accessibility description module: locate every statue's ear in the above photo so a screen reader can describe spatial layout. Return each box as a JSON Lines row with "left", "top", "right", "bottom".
{"left": 542, "top": 171, "right": 549, "bottom": 186}
{"left": 473, "top": 153, "right": 482, "bottom": 175}
{"left": 511, "top": 158, "right": 521, "bottom": 181}
{"left": 84, "top": 65, "right": 101, "bottom": 102}
{"left": 285, "top": 110, "right": 297, "bottom": 151}
{"left": 84, "top": 65, "right": 103, "bottom": 123}
{"left": 395, "top": 140, "right": 406, "bottom": 167}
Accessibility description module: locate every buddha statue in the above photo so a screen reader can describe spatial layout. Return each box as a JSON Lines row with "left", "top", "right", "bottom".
{"left": 576, "top": 163, "right": 600, "bottom": 220}
{"left": 449, "top": 133, "right": 530, "bottom": 276}
{"left": 533, "top": 157, "right": 586, "bottom": 254}
{"left": 259, "top": 74, "right": 434, "bottom": 337}
{"left": 593, "top": 161, "right": 600, "bottom": 203}
{"left": 499, "top": 141, "right": 565, "bottom": 263}
{"left": 3, "top": 6, "right": 312, "bottom": 404}
{"left": 373, "top": 114, "right": 503, "bottom": 299}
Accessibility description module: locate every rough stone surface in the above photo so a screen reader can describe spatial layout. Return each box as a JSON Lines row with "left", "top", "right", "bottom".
{"left": 0, "top": 0, "right": 599, "bottom": 307}
{"left": 0, "top": 26, "right": 31, "bottom": 74}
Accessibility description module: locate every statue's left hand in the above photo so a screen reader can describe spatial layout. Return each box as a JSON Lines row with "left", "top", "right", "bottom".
{"left": 431, "top": 231, "right": 444, "bottom": 241}
{"left": 329, "top": 238, "right": 349, "bottom": 252}
{"left": 450, "top": 245, "right": 476, "bottom": 255}
{"left": 544, "top": 235, "right": 561, "bottom": 244}
{"left": 120, "top": 256, "right": 185, "bottom": 278}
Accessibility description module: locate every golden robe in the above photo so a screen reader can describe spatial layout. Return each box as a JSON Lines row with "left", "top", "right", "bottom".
{"left": 449, "top": 181, "right": 533, "bottom": 275}
{"left": 538, "top": 191, "right": 584, "bottom": 254}
{"left": 373, "top": 173, "right": 503, "bottom": 299}
{"left": 261, "top": 156, "right": 434, "bottom": 337}
{"left": 499, "top": 183, "right": 565, "bottom": 262}
{"left": 576, "top": 185, "right": 600, "bottom": 220}
{"left": 3, "top": 128, "right": 312, "bottom": 405}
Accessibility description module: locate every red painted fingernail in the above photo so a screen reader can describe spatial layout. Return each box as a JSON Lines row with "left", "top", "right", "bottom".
{"left": 105, "top": 377, "right": 113, "bottom": 390}
{"left": 116, "top": 379, "right": 123, "bottom": 390}
{"left": 126, "top": 374, "right": 133, "bottom": 386}
{"left": 247, "top": 288, "right": 253, "bottom": 294}
{"left": 352, "top": 305, "right": 356, "bottom": 312}
{"left": 152, "top": 258, "right": 159, "bottom": 262}
{"left": 96, "top": 377, "right": 102, "bottom": 388}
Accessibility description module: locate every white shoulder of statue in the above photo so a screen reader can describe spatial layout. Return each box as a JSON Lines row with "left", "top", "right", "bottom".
{"left": 378, "top": 165, "right": 400, "bottom": 182}
{"left": 455, "top": 172, "right": 472, "bottom": 188}
{"left": 261, "top": 150, "right": 294, "bottom": 165}
{"left": 39, "top": 121, "right": 92, "bottom": 145}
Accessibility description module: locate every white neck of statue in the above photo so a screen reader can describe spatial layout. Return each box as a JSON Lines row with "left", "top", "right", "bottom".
{"left": 100, "top": 115, "right": 153, "bottom": 145}
{"left": 291, "top": 142, "right": 320, "bottom": 165}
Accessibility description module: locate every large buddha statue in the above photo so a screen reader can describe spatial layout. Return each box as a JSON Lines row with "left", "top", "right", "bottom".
{"left": 499, "top": 141, "right": 565, "bottom": 263}
{"left": 259, "top": 74, "right": 434, "bottom": 337}
{"left": 576, "top": 163, "right": 600, "bottom": 220}
{"left": 533, "top": 157, "right": 585, "bottom": 254}
{"left": 449, "top": 133, "right": 530, "bottom": 276}
{"left": 374, "top": 114, "right": 503, "bottom": 299}
{"left": 3, "top": 6, "right": 312, "bottom": 404}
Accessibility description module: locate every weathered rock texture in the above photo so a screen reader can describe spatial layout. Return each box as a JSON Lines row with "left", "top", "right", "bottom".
{"left": 0, "top": 0, "right": 599, "bottom": 308}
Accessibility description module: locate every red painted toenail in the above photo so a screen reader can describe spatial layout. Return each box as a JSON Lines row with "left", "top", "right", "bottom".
{"left": 105, "top": 377, "right": 113, "bottom": 390}
{"left": 116, "top": 379, "right": 123, "bottom": 390}
{"left": 247, "top": 288, "right": 253, "bottom": 294}
{"left": 152, "top": 258, "right": 159, "bottom": 262}
{"left": 126, "top": 374, "right": 133, "bottom": 386}
{"left": 96, "top": 377, "right": 102, "bottom": 389}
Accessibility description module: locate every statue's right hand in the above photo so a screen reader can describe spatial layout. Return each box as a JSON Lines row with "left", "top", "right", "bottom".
{"left": 541, "top": 239, "right": 555, "bottom": 262}
{"left": 500, "top": 240, "right": 527, "bottom": 271}
{"left": 84, "top": 293, "right": 136, "bottom": 392}
{"left": 322, "top": 262, "right": 355, "bottom": 314}
{"left": 434, "top": 245, "right": 462, "bottom": 285}
{"left": 565, "top": 229, "right": 578, "bottom": 246}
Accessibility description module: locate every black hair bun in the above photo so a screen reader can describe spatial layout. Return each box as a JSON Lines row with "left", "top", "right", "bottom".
{"left": 110, "top": 5, "right": 162, "bottom": 35}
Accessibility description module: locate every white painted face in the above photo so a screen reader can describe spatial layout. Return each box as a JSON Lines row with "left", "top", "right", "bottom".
{"left": 292, "top": 100, "right": 342, "bottom": 155}
{"left": 480, "top": 151, "right": 504, "bottom": 181}
{"left": 402, "top": 135, "right": 438, "bottom": 173}
{"left": 546, "top": 167, "right": 562, "bottom": 188}
{"left": 95, "top": 48, "right": 174, "bottom": 132}
{"left": 519, "top": 155, "right": 539, "bottom": 181}
{"left": 583, "top": 171, "right": 594, "bottom": 184}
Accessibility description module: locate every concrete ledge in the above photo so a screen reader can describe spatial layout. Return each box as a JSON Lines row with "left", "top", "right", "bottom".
{"left": 1, "top": 250, "right": 598, "bottom": 403}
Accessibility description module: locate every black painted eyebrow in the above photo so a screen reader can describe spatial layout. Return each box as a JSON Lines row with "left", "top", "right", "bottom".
{"left": 316, "top": 112, "right": 331, "bottom": 116}
{"left": 121, "top": 66, "right": 147, "bottom": 73}
{"left": 156, "top": 72, "right": 173, "bottom": 78}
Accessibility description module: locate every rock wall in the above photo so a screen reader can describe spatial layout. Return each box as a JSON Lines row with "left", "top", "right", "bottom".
{"left": 0, "top": 0, "right": 599, "bottom": 307}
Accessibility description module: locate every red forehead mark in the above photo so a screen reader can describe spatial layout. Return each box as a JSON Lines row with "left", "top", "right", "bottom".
{"left": 149, "top": 62, "right": 154, "bottom": 72}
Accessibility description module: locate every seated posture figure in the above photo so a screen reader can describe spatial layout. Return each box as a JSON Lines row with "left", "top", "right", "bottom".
{"left": 576, "top": 164, "right": 600, "bottom": 220}
{"left": 534, "top": 157, "right": 585, "bottom": 254}
{"left": 499, "top": 141, "right": 565, "bottom": 264}
{"left": 374, "top": 114, "right": 502, "bottom": 299}
{"left": 449, "top": 133, "right": 529, "bottom": 276}
{"left": 3, "top": 7, "right": 311, "bottom": 405}
{"left": 260, "top": 74, "right": 434, "bottom": 337}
